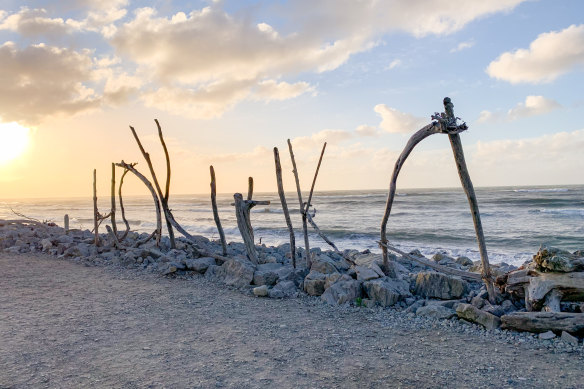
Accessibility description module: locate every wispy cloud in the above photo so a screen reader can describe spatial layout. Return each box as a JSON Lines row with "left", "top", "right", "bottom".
{"left": 450, "top": 40, "right": 475, "bottom": 53}
{"left": 477, "top": 95, "right": 561, "bottom": 123}
{"left": 374, "top": 104, "right": 427, "bottom": 133}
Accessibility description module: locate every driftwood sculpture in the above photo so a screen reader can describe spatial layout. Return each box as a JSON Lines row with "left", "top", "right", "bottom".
{"left": 233, "top": 191, "right": 270, "bottom": 264}
{"left": 380, "top": 97, "right": 495, "bottom": 303}
{"left": 274, "top": 147, "right": 296, "bottom": 268}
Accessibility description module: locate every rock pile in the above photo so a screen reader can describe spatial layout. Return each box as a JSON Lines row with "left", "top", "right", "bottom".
{"left": 1, "top": 220, "right": 582, "bottom": 344}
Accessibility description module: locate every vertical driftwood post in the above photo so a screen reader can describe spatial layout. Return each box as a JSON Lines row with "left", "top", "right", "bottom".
{"left": 93, "top": 169, "right": 99, "bottom": 246}
{"left": 287, "top": 139, "right": 311, "bottom": 268}
{"left": 64, "top": 214, "right": 69, "bottom": 234}
{"left": 245, "top": 177, "right": 255, "bottom": 241}
{"left": 247, "top": 177, "right": 254, "bottom": 201}
{"left": 443, "top": 97, "right": 495, "bottom": 303}
{"left": 234, "top": 193, "right": 259, "bottom": 264}
{"left": 110, "top": 163, "right": 118, "bottom": 236}
{"left": 117, "top": 168, "right": 131, "bottom": 241}
{"left": 274, "top": 147, "right": 296, "bottom": 268}
{"left": 210, "top": 165, "right": 228, "bottom": 255}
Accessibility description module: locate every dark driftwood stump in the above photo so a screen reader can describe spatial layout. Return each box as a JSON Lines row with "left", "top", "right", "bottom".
{"left": 210, "top": 165, "right": 228, "bottom": 255}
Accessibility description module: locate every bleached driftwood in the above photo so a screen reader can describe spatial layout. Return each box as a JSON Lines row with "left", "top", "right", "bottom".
{"left": 501, "top": 312, "right": 584, "bottom": 334}
{"left": 110, "top": 163, "right": 118, "bottom": 236}
{"left": 210, "top": 165, "right": 227, "bottom": 255}
{"left": 305, "top": 142, "right": 326, "bottom": 215}
{"left": 287, "top": 139, "right": 311, "bottom": 268}
{"left": 117, "top": 168, "right": 131, "bottom": 241}
{"left": 116, "top": 161, "right": 162, "bottom": 245}
{"left": 93, "top": 169, "right": 99, "bottom": 246}
{"left": 64, "top": 214, "right": 69, "bottom": 234}
{"left": 274, "top": 147, "right": 296, "bottom": 268}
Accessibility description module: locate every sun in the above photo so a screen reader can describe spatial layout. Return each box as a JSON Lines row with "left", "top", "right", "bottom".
{"left": 0, "top": 122, "right": 31, "bottom": 165}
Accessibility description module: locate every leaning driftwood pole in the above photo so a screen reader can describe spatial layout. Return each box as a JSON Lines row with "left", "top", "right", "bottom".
{"left": 443, "top": 97, "right": 495, "bottom": 303}
{"left": 110, "top": 163, "right": 118, "bottom": 236}
{"left": 234, "top": 193, "right": 259, "bottom": 264}
{"left": 93, "top": 169, "right": 99, "bottom": 246}
{"left": 287, "top": 139, "right": 311, "bottom": 268}
{"left": 305, "top": 142, "right": 327, "bottom": 214}
{"left": 210, "top": 165, "right": 228, "bottom": 255}
{"left": 274, "top": 147, "right": 296, "bottom": 268}
{"left": 380, "top": 122, "right": 444, "bottom": 270}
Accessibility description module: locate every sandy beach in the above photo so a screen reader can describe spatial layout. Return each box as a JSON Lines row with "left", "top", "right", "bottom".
{"left": 1, "top": 251, "right": 582, "bottom": 388}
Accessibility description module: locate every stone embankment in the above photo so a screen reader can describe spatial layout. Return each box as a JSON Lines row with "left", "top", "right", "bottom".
{"left": 1, "top": 219, "right": 582, "bottom": 352}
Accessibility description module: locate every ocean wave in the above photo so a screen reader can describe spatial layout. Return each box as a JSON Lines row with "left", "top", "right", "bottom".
{"left": 512, "top": 188, "right": 569, "bottom": 193}
{"left": 529, "top": 208, "right": 584, "bottom": 217}
{"left": 251, "top": 208, "right": 283, "bottom": 214}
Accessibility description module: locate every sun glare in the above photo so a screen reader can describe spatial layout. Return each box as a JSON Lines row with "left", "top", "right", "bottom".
{"left": 0, "top": 122, "right": 30, "bottom": 165}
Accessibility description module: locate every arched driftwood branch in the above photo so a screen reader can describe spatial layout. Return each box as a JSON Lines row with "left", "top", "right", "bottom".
{"left": 116, "top": 161, "right": 162, "bottom": 246}
{"left": 379, "top": 97, "right": 495, "bottom": 303}
{"left": 117, "top": 168, "right": 131, "bottom": 241}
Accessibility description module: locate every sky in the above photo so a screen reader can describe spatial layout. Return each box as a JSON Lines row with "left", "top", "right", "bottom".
{"left": 0, "top": 0, "right": 583, "bottom": 199}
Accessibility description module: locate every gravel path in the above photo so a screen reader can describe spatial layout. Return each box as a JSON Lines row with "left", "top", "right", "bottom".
{"left": 0, "top": 252, "right": 582, "bottom": 389}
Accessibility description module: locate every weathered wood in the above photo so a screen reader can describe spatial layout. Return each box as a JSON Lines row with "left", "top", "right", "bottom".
{"left": 527, "top": 271, "right": 584, "bottom": 311}
{"left": 381, "top": 241, "right": 482, "bottom": 282}
{"left": 544, "top": 289, "right": 562, "bottom": 312}
{"left": 234, "top": 193, "right": 259, "bottom": 264}
{"left": 247, "top": 177, "right": 253, "bottom": 201}
{"left": 501, "top": 312, "right": 584, "bottom": 334}
{"left": 116, "top": 161, "right": 162, "bottom": 246}
{"left": 64, "top": 214, "right": 69, "bottom": 234}
{"left": 444, "top": 98, "right": 495, "bottom": 303}
{"left": 110, "top": 163, "right": 118, "bottom": 236}
{"left": 305, "top": 142, "right": 326, "bottom": 214}
{"left": 130, "top": 123, "right": 175, "bottom": 248}
{"left": 287, "top": 139, "right": 311, "bottom": 268}
{"left": 274, "top": 147, "right": 296, "bottom": 268}
{"left": 245, "top": 177, "right": 254, "bottom": 241}
{"left": 380, "top": 122, "right": 444, "bottom": 270}
{"left": 117, "top": 168, "right": 131, "bottom": 241}
{"left": 210, "top": 165, "right": 228, "bottom": 255}
{"left": 93, "top": 169, "right": 99, "bottom": 246}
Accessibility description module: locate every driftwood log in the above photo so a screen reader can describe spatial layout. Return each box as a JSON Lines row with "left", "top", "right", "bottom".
{"left": 93, "top": 169, "right": 99, "bottom": 246}
{"left": 501, "top": 312, "right": 584, "bottom": 334}
{"left": 380, "top": 97, "right": 494, "bottom": 302}
{"left": 233, "top": 193, "right": 270, "bottom": 264}
{"left": 287, "top": 139, "right": 311, "bottom": 268}
{"left": 110, "top": 163, "right": 118, "bottom": 236}
{"left": 117, "top": 168, "right": 131, "bottom": 241}
{"left": 210, "top": 165, "right": 227, "bottom": 255}
{"left": 274, "top": 147, "right": 296, "bottom": 268}
{"left": 64, "top": 214, "right": 69, "bottom": 235}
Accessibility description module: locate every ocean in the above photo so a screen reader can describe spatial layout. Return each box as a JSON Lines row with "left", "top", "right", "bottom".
{"left": 1, "top": 185, "right": 582, "bottom": 267}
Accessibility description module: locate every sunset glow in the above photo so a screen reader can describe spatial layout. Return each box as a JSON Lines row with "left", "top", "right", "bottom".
{"left": 0, "top": 122, "right": 30, "bottom": 165}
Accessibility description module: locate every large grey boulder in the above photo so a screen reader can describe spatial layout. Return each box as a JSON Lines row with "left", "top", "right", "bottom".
{"left": 185, "top": 257, "right": 216, "bottom": 273}
{"left": 321, "top": 279, "right": 362, "bottom": 305}
{"left": 253, "top": 263, "right": 293, "bottom": 286}
{"left": 303, "top": 270, "right": 327, "bottom": 296}
{"left": 456, "top": 303, "right": 501, "bottom": 330}
{"left": 533, "top": 245, "right": 584, "bottom": 272}
{"left": 268, "top": 281, "right": 298, "bottom": 299}
{"left": 204, "top": 264, "right": 226, "bottom": 282}
{"left": 363, "top": 277, "right": 411, "bottom": 307}
{"left": 311, "top": 254, "right": 342, "bottom": 274}
{"left": 223, "top": 257, "right": 256, "bottom": 288}
{"left": 416, "top": 304, "right": 457, "bottom": 320}
{"left": 414, "top": 272, "right": 468, "bottom": 299}
{"left": 355, "top": 265, "right": 381, "bottom": 281}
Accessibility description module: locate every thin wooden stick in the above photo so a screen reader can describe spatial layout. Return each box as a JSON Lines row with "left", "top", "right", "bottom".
{"left": 210, "top": 165, "right": 228, "bottom": 255}
{"left": 116, "top": 161, "right": 162, "bottom": 246}
{"left": 380, "top": 241, "right": 482, "bottom": 282}
{"left": 155, "top": 119, "right": 171, "bottom": 203}
{"left": 305, "top": 142, "right": 327, "bottom": 214}
{"left": 443, "top": 97, "right": 495, "bottom": 303}
{"left": 287, "top": 139, "right": 311, "bottom": 268}
{"left": 110, "top": 163, "right": 118, "bottom": 236}
{"left": 305, "top": 212, "right": 339, "bottom": 252}
{"left": 118, "top": 168, "right": 131, "bottom": 241}
{"left": 64, "top": 214, "right": 69, "bottom": 234}
{"left": 274, "top": 147, "right": 296, "bottom": 268}
{"left": 247, "top": 177, "right": 253, "bottom": 201}
{"left": 93, "top": 169, "right": 99, "bottom": 246}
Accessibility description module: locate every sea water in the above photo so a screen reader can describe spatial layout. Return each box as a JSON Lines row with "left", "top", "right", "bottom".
{"left": 1, "top": 185, "right": 582, "bottom": 267}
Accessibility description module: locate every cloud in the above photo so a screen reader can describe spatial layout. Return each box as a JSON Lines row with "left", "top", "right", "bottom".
{"left": 450, "top": 40, "right": 475, "bottom": 53}
{"left": 487, "top": 24, "right": 584, "bottom": 83}
{"left": 0, "top": 42, "right": 100, "bottom": 126}
{"left": 387, "top": 59, "right": 401, "bottom": 70}
{"left": 374, "top": 104, "right": 428, "bottom": 133}
{"left": 355, "top": 125, "right": 379, "bottom": 137}
{"left": 252, "top": 80, "right": 314, "bottom": 101}
{"left": 477, "top": 95, "right": 561, "bottom": 123}
{"left": 291, "top": 129, "right": 353, "bottom": 150}
{"left": 0, "top": 7, "right": 78, "bottom": 38}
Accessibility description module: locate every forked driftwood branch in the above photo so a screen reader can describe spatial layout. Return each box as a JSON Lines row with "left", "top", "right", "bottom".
{"left": 233, "top": 192, "right": 270, "bottom": 264}
{"left": 210, "top": 165, "right": 228, "bottom": 255}
{"left": 274, "top": 147, "right": 296, "bottom": 268}
{"left": 379, "top": 97, "right": 495, "bottom": 302}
